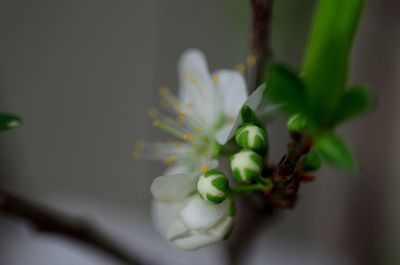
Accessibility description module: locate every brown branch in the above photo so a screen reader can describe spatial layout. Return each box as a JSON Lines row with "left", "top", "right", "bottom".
{"left": 273, "top": 133, "right": 312, "bottom": 183}
{"left": 226, "top": 1, "right": 274, "bottom": 264}
{"left": 249, "top": 0, "right": 274, "bottom": 90}
{"left": 0, "top": 187, "right": 147, "bottom": 265}
{"left": 268, "top": 133, "right": 313, "bottom": 208}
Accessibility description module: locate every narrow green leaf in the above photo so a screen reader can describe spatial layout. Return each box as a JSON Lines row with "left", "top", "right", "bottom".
{"left": 0, "top": 113, "right": 22, "bottom": 132}
{"left": 302, "top": 0, "right": 365, "bottom": 123}
{"left": 266, "top": 63, "right": 307, "bottom": 114}
{"left": 333, "top": 86, "right": 372, "bottom": 125}
{"left": 315, "top": 132, "right": 357, "bottom": 171}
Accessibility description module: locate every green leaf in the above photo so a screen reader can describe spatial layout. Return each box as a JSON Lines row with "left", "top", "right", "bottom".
{"left": 315, "top": 132, "right": 357, "bottom": 171}
{"left": 0, "top": 113, "right": 22, "bottom": 132}
{"left": 302, "top": 0, "right": 365, "bottom": 124}
{"left": 333, "top": 86, "right": 372, "bottom": 125}
{"left": 266, "top": 63, "right": 307, "bottom": 114}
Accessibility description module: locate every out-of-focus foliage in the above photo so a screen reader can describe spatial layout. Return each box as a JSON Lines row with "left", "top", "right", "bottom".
{"left": 0, "top": 113, "right": 22, "bottom": 132}
{"left": 264, "top": 0, "right": 371, "bottom": 170}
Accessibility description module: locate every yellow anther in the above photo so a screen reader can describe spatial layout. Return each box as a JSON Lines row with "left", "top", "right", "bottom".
{"left": 246, "top": 55, "right": 257, "bottom": 66}
{"left": 159, "top": 86, "right": 169, "bottom": 96}
{"left": 148, "top": 107, "right": 159, "bottom": 118}
{"left": 200, "top": 167, "right": 209, "bottom": 173}
{"left": 212, "top": 75, "right": 219, "bottom": 82}
{"left": 235, "top": 63, "right": 245, "bottom": 73}
{"left": 183, "top": 133, "right": 189, "bottom": 141}
{"left": 195, "top": 127, "right": 202, "bottom": 133}
{"left": 186, "top": 102, "right": 193, "bottom": 109}
{"left": 179, "top": 111, "right": 185, "bottom": 117}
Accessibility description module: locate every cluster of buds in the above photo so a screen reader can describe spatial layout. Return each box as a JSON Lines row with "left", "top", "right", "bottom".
{"left": 230, "top": 123, "right": 268, "bottom": 183}
{"left": 195, "top": 109, "right": 270, "bottom": 206}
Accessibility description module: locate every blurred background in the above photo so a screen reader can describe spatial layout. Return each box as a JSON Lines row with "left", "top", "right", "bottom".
{"left": 0, "top": 0, "right": 399, "bottom": 264}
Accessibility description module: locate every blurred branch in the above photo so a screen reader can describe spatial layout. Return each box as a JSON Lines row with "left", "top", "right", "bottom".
{"left": 226, "top": 1, "right": 274, "bottom": 264}
{"left": 249, "top": 0, "right": 274, "bottom": 90}
{"left": 0, "top": 187, "right": 147, "bottom": 265}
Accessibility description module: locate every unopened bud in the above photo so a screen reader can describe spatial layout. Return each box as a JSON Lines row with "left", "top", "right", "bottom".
{"left": 287, "top": 114, "right": 307, "bottom": 132}
{"left": 235, "top": 124, "right": 267, "bottom": 151}
{"left": 230, "top": 150, "right": 263, "bottom": 183}
{"left": 197, "top": 170, "right": 229, "bottom": 204}
{"left": 301, "top": 150, "right": 321, "bottom": 171}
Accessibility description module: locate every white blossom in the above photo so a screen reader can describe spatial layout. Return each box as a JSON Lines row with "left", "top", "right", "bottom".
{"left": 151, "top": 171, "right": 235, "bottom": 250}
{"left": 135, "top": 49, "right": 272, "bottom": 174}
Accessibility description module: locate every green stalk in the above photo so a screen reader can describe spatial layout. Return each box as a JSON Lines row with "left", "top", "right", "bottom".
{"left": 302, "top": 0, "right": 365, "bottom": 126}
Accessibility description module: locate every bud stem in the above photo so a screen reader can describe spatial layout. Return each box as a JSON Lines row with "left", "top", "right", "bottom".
{"left": 230, "top": 181, "right": 273, "bottom": 195}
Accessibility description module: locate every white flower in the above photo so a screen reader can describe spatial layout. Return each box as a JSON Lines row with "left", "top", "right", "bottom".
{"left": 151, "top": 171, "right": 235, "bottom": 250}
{"left": 135, "top": 49, "right": 272, "bottom": 174}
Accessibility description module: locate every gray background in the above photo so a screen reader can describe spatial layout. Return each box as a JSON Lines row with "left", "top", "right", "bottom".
{"left": 0, "top": 0, "right": 399, "bottom": 264}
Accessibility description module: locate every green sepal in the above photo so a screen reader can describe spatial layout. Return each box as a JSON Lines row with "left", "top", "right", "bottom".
{"left": 333, "top": 86, "right": 372, "bottom": 125}
{"left": 240, "top": 105, "right": 263, "bottom": 127}
{"left": 0, "top": 113, "right": 22, "bottom": 132}
{"left": 315, "top": 132, "right": 357, "bottom": 171}
{"left": 206, "top": 193, "right": 226, "bottom": 204}
{"left": 211, "top": 176, "right": 229, "bottom": 193}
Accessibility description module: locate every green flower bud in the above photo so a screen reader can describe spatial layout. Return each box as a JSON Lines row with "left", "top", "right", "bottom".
{"left": 301, "top": 150, "right": 321, "bottom": 171}
{"left": 197, "top": 170, "right": 229, "bottom": 204}
{"left": 287, "top": 114, "right": 307, "bottom": 132}
{"left": 230, "top": 150, "right": 263, "bottom": 183}
{"left": 235, "top": 124, "right": 267, "bottom": 151}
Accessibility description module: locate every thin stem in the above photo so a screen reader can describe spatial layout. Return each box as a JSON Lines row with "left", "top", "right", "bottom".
{"left": 230, "top": 179, "right": 273, "bottom": 195}
{"left": 0, "top": 187, "right": 147, "bottom": 265}
{"left": 230, "top": 184, "right": 265, "bottom": 194}
{"left": 248, "top": 0, "right": 274, "bottom": 92}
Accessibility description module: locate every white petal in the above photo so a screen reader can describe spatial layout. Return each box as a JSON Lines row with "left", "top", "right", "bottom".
{"left": 151, "top": 200, "right": 188, "bottom": 239}
{"left": 214, "top": 121, "right": 235, "bottom": 145}
{"left": 197, "top": 159, "right": 219, "bottom": 172}
{"left": 244, "top": 83, "right": 266, "bottom": 110}
{"left": 173, "top": 233, "right": 219, "bottom": 251}
{"left": 151, "top": 173, "right": 198, "bottom": 202}
{"left": 166, "top": 218, "right": 188, "bottom": 240}
{"left": 178, "top": 49, "right": 219, "bottom": 130}
{"left": 208, "top": 216, "right": 234, "bottom": 238}
{"left": 225, "top": 84, "right": 267, "bottom": 141}
{"left": 179, "top": 195, "right": 229, "bottom": 230}
{"left": 163, "top": 163, "right": 193, "bottom": 175}
{"left": 213, "top": 70, "right": 248, "bottom": 118}
{"left": 257, "top": 103, "right": 282, "bottom": 125}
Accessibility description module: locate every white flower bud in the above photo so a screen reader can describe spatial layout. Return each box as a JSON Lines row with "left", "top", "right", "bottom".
{"left": 230, "top": 150, "right": 263, "bottom": 183}
{"left": 197, "top": 170, "right": 229, "bottom": 204}
{"left": 235, "top": 124, "right": 267, "bottom": 150}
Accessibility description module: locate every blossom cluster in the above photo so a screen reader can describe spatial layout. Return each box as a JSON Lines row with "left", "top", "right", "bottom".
{"left": 137, "top": 49, "right": 276, "bottom": 250}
